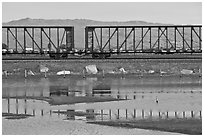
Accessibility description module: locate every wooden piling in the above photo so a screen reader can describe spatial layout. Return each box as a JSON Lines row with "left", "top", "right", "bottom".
{"left": 24, "top": 69, "right": 27, "bottom": 78}
{"left": 44, "top": 71, "right": 47, "bottom": 78}
{"left": 126, "top": 109, "right": 128, "bottom": 119}
{"left": 57, "top": 110, "right": 60, "bottom": 117}
{"left": 16, "top": 104, "right": 18, "bottom": 114}
{"left": 8, "top": 100, "right": 10, "bottom": 113}
{"left": 109, "top": 109, "right": 111, "bottom": 119}
{"left": 175, "top": 111, "right": 177, "bottom": 118}
{"left": 33, "top": 109, "right": 35, "bottom": 116}
{"left": 5, "top": 71, "right": 8, "bottom": 78}
{"left": 141, "top": 69, "right": 143, "bottom": 77}
{"left": 102, "top": 70, "right": 105, "bottom": 78}
{"left": 121, "top": 70, "right": 124, "bottom": 79}
{"left": 101, "top": 110, "right": 103, "bottom": 120}
{"left": 24, "top": 107, "right": 27, "bottom": 114}
{"left": 160, "top": 69, "right": 162, "bottom": 77}
{"left": 83, "top": 69, "right": 85, "bottom": 78}
{"left": 183, "top": 111, "right": 185, "bottom": 118}
{"left": 16, "top": 98, "right": 18, "bottom": 104}
{"left": 63, "top": 70, "right": 65, "bottom": 78}
{"left": 50, "top": 110, "right": 52, "bottom": 116}
{"left": 133, "top": 109, "right": 136, "bottom": 118}
{"left": 191, "top": 111, "right": 194, "bottom": 118}
{"left": 117, "top": 109, "right": 120, "bottom": 119}
{"left": 41, "top": 109, "right": 44, "bottom": 116}
{"left": 200, "top": 111, "right": 202, "bottom": 118}
{"left": 142, "top": 109, "right": 144, "bottom": 119}
{"left": 199, "top": 69, "right": 201, "bottom": 77}
{"left": 150, "top": 110, "right": 152, "bottom": 118}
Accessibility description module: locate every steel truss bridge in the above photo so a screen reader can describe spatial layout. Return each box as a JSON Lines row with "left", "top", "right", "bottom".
{"left": 2, "top": 26, "right": 74, "bottom": 54}
{"left": 2, "top": 25, "right": 202, "bottom": 59}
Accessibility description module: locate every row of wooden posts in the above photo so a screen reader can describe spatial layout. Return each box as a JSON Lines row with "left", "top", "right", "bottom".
{"left": 5, "top": 98, "right": 202, "bottom": 120}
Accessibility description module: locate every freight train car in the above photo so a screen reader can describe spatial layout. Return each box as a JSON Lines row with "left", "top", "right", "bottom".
{"left": 2, "top": 25, "right": 202, "bottom": 59}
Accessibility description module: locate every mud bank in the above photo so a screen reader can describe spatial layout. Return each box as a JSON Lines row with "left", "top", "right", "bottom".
{"left": 2, "top": 59, "right": 202, "bottom": 76}
{"left": 2, "top": 95, "right": 125, "bottom": 106}
{"left": 88, "top": 118, "right": 202, "bottom": 135}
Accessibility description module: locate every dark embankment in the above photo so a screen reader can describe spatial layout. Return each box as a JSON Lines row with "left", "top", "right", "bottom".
{"left": 88, "top": 118, "right": 202, "bottom": 135}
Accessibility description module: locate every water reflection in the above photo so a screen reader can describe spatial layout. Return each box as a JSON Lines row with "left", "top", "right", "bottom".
{"left": 2, "top": 97, "right": 202, "bottom": 121}
{"left": 2, "top": 75, "right": 201, "bottom": 98}
{"left": 2, "top": 75, "right": 202, "bottom": 121}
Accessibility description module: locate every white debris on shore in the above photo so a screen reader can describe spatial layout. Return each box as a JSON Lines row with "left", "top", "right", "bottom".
{"left": 181, "top": 69, "right": 194, "bottom": 75}
{"left": 57, "top": 70, "right": 71, "bottom": 75}
{"left": 40, "top": 65, "right": 49, "bottom": 73}
{"left": 85, "top": 65, "right": 98, "bottom": 74}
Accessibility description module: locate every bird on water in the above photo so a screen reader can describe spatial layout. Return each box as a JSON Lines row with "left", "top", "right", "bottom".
{"left": 156, "top": 96, "right": 159, "bottom": 104}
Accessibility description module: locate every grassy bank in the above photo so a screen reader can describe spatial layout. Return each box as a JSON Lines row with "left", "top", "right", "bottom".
{"left": 88, "top": 118, "right": 202, "bottom": 135}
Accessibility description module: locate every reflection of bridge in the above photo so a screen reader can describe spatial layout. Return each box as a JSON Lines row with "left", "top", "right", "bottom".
{"left": 2, "top": 25, "right": 202, "bottom": 59}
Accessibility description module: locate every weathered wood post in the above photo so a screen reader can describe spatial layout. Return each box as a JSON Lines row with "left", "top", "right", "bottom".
{"left": 150, "top": 109, "right": 152, "bottom": 118}
{"left": 183, "top": 111, "right": 185, "bottom": 118}
{"left": 33, "top": 109, "right": 35, "bottom": 116}
{"left": 63, "top": 69, "right": 65, "bottom": 78}
{"left": 142, "top": 109, "right": 144, "bottom": 119}
{"left": 126, "top": 109, "right": 128, "bottom": 119}
{"left": 175, "top": 111, "right": 177, "bottom": 118}
{"left": 117, "top": 109, "right": 120, "bottom": 119}
{"left": 200, "top": 111, "right": 202, "bottom": 119}
{"left": 24, "top": 69, "right": 27, "bottom": 78}
{"left": 44, "top": 71, "right": 47, "bottom": 78}
{"left": 191, "top": 111, "right": 194, "bottom": 118}
{"left": 109, "top": 109, "right": 111, "bottom": 120}
{"left": 101, "top": 109, "right": 103, "bottom": 120}
{"left": 133, "top": 109, "right": 136, "bottom": 118}
{"left": 83, "top": 69, "right": 86, "bottom": 78}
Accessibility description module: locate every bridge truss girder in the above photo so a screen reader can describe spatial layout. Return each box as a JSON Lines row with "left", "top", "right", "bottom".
{"left": 85, "top": 25, "right": 202, "bottom": 54}
{"left": 2, "top": 26, "right": 74, "bottom": 53}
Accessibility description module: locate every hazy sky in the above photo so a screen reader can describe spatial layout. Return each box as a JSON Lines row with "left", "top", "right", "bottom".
{"left": 2, "top": 2, "right": 202, "bottom": 24}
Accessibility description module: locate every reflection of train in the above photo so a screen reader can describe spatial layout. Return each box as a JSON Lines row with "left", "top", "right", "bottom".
{"left": 92, "top": 84, "right": 111, "bottom": 95}
{"left": 2, "top": 25, "right": 202, "bottom": 59}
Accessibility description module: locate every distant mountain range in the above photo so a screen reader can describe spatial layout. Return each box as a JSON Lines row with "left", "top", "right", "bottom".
{"left": 3, "top": 18, "right": 171, "bottom": 49}
{"left": 3, "top": 18, "right": 168, "bottom": 26}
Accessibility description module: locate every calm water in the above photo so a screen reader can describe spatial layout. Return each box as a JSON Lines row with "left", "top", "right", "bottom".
{"left": 2, "top": 75, "right": 202, "bottom": 122}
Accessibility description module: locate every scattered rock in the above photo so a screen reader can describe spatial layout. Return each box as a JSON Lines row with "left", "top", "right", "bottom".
{"left": 2, "top": 70, "right": 7, "bottom": 75}
{"left": 85, "top": 65, "right": 98, "bottom": 74}
{"left": 40, "top": 65, "right": 49, "bottom": 73}
{"left": 27, "top": 70, "right": 35, "bottom": 75}
{"left": 119, "top": 67, "right": 127, "bottom": 73}
{"left": 148, "top": 70, "right": 155, "bottom": 74}
{"left": 181, "top": 69, "right": 193, "bottom": 75}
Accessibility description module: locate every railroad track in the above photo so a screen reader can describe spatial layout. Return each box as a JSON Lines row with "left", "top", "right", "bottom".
{"left": 2, "top": 55, "right": 202, "bottom": 61}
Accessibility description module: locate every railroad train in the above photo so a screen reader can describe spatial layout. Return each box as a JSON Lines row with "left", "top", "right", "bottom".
{"left": 2, "top": 25, "right": 202, "bottom": 59}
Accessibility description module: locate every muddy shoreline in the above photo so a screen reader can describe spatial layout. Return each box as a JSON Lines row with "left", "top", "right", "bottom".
{"left": 87, "top": 118, "right": 202, "bottom": 135}
{"left": 2, "top": 59, "right": 202, "bottom": 76}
